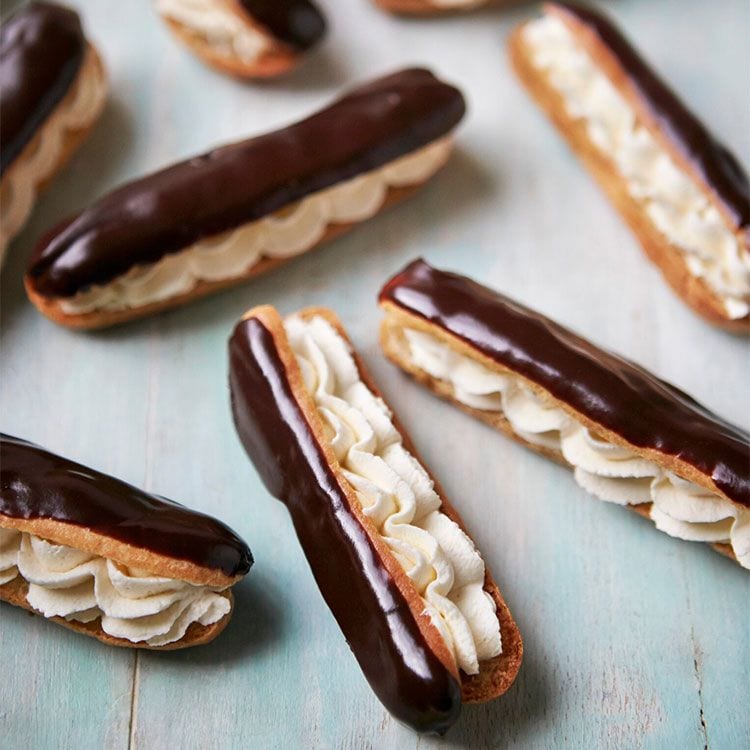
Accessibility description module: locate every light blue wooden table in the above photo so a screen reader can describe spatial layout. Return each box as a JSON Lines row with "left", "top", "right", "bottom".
{"left": 1, "top": 1, "right": 748, "bottom": 748}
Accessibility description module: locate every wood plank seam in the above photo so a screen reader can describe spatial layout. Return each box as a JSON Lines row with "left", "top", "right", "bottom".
{"left": 691, "top": 627, "right": 709, "bottom": 750}
{"left": 683, "top": 548, "right": 710, "bottom": 750}
{"left": 127, "top": 651, "right": 140, "bottom": 750}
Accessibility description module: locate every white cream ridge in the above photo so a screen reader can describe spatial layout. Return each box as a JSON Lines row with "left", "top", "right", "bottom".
{"left": 285, "top": 314, "right": 502, "bottom": 675}
{"left": 0, "top": 52, "right": 107, "bottom": 266}
{"left": 59, "top": 137, "right": 452, "bottom": 314}
{"left": 0, "top": 527, "right": 230, "bottom": 646}
{"left": 156, "top": 0, "right": 271, "bottom": 62}
{"left": 403, "top": 327, "right": 750, "bottom": 569}
{"left": 523, "top": 15, "right": 750, "bottom": 320}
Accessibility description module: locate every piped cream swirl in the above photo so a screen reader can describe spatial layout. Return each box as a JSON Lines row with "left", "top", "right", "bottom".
{"left": 0, "top": 528, "right": 230, "bottom": 645}
{"left": 285, "top": 314, "right": 502, "bottom": 674}
{"left": 59, "top": 137, "right": 451, "bottom": 315}
{"left": 522, "top": 15, "right": 750, "bottom": 319}
{"left": 403, "top": 327, "right": 750, "bottom": 568}
{"left": 0, "top": 52, "right": 107, "bottom": 265}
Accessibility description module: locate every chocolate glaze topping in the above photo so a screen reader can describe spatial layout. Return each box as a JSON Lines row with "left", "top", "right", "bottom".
{"left": 549, "top": 2, "right": 749, "bottom": 229}
{"left": 239, "top": 0, "right": 326, "bottom": 51}
{"left": 0, "top": 434, "right": 252, "bottom": 576}
{"left": 0, "top": 2, "right": 85, "bottom": 175}
{"left": 27, "top": 68, "right": 465, "bottom": 298}
{"left": 380, "top": 260, "right": 750, "bottom": 507}
{"left": 229, "top": 316, "right": 461, "bottom": 734}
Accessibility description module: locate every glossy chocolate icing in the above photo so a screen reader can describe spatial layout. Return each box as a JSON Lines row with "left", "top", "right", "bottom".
{"left": 549, "top": 2, "right": 749, "bottom": 229}
{"left": 0, "top": 434, "right": 252, "bottom": 576}
{"left": 0, "top": 2, "right": 85, "bottom": 176}
{"left": 380, "top": 260, "right": 750, "bottom": 507}
{"left": 229, "top": 316, "right": 461, "bottom": 734}
{"left": 239, "top": 0, "right": 326, "bottom": 51}
{"left": 27, "top": 68, "right": 465, "bottom": 298}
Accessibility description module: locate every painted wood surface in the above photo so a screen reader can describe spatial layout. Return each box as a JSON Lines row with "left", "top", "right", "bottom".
{"left": 1, "top": 1, "right": 748, "bottom": 748}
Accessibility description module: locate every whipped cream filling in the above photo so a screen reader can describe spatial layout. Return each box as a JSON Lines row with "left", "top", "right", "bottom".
{"left": 402, "top": 327, "right": 750, "bottom": 568}
{"left": 156, "top": 0, "right": 270, "bottom": 62}
{"left": 0, "top": 54, "right": 107, "bottom": 265}
{"left": 523, "top": 15, "right": 750, "bottom": 319}
{"left": 0, "top": 527, "right": 230, "bottom": 645}
{"left": 59, "top": 137, "right": 452, "bottom": 314}
{"left": 285, "top": 315, "right": 502, "bottom": 674}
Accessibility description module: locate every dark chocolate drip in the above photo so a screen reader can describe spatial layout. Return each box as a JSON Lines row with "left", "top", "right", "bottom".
{"left": 0, "top": 2, "right": 85, "bottom": 175}
{"left": 229, "top": 317, "right": 461, "bottom": 734}
{"left": 380, "top": 260, "right": 750, "bottom": 507}
{"left": 550, "top": 2, "right": 749, "bottom": 228}
{"left": 27, "top": 68, "right": 465, "bottom": 298}
{"left": 0, "top": 434, "right": 252, "bottom": 576}
{"left": 239, "top": 0, "right": 326, "bottom": 51}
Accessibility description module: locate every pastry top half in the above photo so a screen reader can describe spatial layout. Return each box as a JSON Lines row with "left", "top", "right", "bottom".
{"left": 0, "top": 433, "right": 252, "bottom": 585}
{"left": 229, "top": 305, "right": 521, "bottom": 734}
{"left": 232, "top": 0, "right": 326, "bottom": 51}
{"left": 380, "top": 259, "right": 750, "bottom": 512}
{"left": 0, "top": 1, "right": 86, "bottom": 176}
{"left": 26, "top": 67, "right": 465, "bottom": 301}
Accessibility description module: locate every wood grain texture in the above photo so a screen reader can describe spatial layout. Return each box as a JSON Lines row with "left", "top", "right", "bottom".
{"left": 1, "top": 0, "right": 748, "bottom": 748}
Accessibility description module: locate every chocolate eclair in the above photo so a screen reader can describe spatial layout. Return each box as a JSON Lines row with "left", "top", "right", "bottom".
{"left": 379, "top": 259, "right": 750, "bottom": 569}
{"left": 155, "top": 0, "right": 326, "bottom": 78}
{"left": 0, "top": 434, "right": 252, "bottom": 648}
{"left": 0, "top": 2, "right": 107, "bottom": 265}
{"left": 229, "top": 305, "right": 522, "bottom": 734}
{"left": 509, "top": 2, "right": 750, "bottom": 331}
{"left": 26, "top": 68, "right": 465, "bottom": 329}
